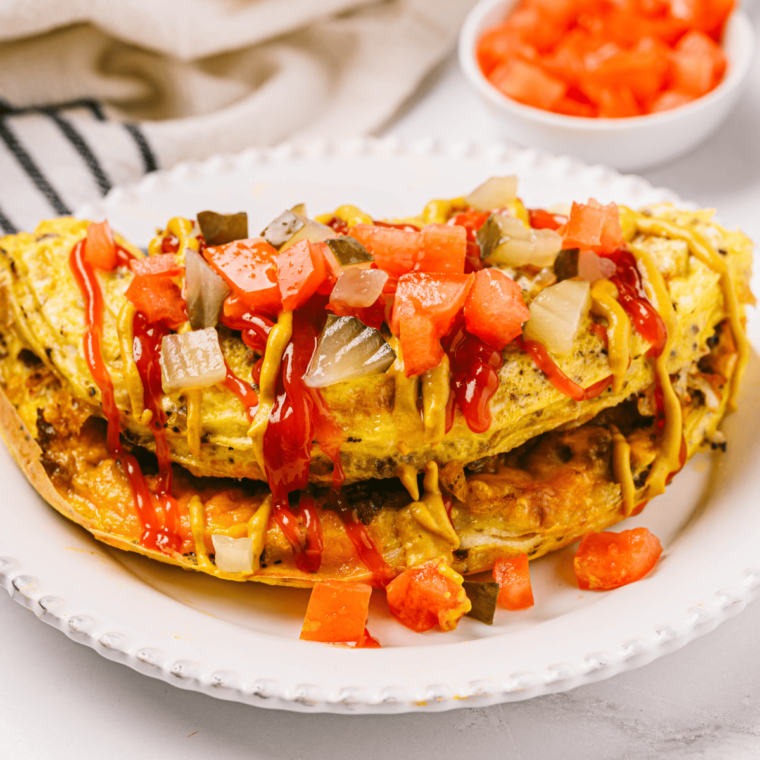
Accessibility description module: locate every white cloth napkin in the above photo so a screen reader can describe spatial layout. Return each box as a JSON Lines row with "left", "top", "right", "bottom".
{"left": 0, "top": 0, "right": 474, "bottom": 233}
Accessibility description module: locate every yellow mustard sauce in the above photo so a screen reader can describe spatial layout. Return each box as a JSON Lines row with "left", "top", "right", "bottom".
{"left": 247, "top": 495, "right": 273, "bottom": 575}
{"left": 188, "top": 494, "right": 210, "bottom": 567}
{"left": 421, "top": 353, "right": 450, "bottom": 445}
{"left": 185, "top": 389, "right": 203, "bottom": 457}
{"left": 396, "top": 463, "right": 420, "bottom": 501}
{"left": 609, "top": 423, "right": 636, "bottom": 516}
{"left": 116, "top": 300, "right": 151, "bottom": 425}
{"left": 396, "top": 461, "right": 460, "bottom": 567}
{"left": 247, "top": 310, "right": 293, "bottom": 471}
{"left": 590, "top": 279, "right": 631, "bottom": 394}
{"left": 629, "top": 236, "right": 684, "bottom": 498}
{"left": 387, "top": 337, "right": 424, "bottom": 454}
{"left": 315, "top": 205, "right": 373, "bottom": 228}
{"left": 636, "top": 216, "right": 749, "bottom": 411}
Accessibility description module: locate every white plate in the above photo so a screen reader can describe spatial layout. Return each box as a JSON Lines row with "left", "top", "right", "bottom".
{"left": 2, "top": 138, "right": 759, "bottom": 714}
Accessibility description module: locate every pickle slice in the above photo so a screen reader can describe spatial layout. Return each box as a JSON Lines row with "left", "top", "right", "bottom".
{"left": 197, "top": 210, "right": 248, "bottom": 246}
{"left": 462, "top": 581, "right": 499, "bottom": 625}
{"left": 326, "top": 236, "right": 374, "bottom": 268}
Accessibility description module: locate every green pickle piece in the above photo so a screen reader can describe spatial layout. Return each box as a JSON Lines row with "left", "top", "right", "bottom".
{"left": 197, "top": 210, "right": 248, "bottom": 246}
{"left": 462, "top": 581, "right": 499, "bottom": 625}
{"left": 326, "top": 236, "right": 374, "bottom": 268}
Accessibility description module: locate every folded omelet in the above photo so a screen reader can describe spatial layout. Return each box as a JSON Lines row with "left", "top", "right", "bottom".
{"left": 0, "top": 192, "right": 752, "bottom": 588}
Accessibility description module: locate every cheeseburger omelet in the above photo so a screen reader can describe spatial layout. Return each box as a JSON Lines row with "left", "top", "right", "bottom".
{"left": 0, "top": 179, "right": 753, "bottom": 622}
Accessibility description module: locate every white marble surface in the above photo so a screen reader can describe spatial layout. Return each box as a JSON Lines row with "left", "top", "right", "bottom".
{"left": 3, "top": 6, "right": 760, "bottom": 756}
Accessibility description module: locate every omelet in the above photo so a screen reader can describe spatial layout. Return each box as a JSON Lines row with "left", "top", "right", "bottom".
{"left": 0, "top": 196, "right": 752, "bottom": 589}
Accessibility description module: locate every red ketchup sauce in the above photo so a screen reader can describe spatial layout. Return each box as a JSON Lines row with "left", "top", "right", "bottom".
{"left": 444, "top": 319, "right": 503, "bottom": 435}
{"left": 69, "top": 241, "right": 181, "bottom": 553}
{"left": 603, "top": 248, "right": 667, "bottom": 357}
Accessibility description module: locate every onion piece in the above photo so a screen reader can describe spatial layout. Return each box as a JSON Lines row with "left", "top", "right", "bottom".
{"left": 211, "top": 534, "right": 253, "bottom": 573}
{"left": 185, "top": 249, "right": 230, "bottom": 330}
{"left": 303, "top": 315, "right": 396, "bottom": 388}
{"left": 464, "top": 176, "right": 518, "bottom": 211}
{"left": 523, "top": 280, "right": 591, "bottom": 356}
{"left": 478, "top": 214, "right": 562, "bottom": 268}
{"left": 578, "top": 250, "right": 617, "bottom": 282}
{"left": 330, "top": 268, "right": 388, "bottom": 309}
{"left": 160, "top": 327, "right": 227, "bottom": 394}
{"left": 326, "top": 236, "right": 374, "bottom": 268}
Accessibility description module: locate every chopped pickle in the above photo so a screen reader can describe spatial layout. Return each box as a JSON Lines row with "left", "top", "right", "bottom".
{"left": 462, "top": 581, "right": 499, "bottom": 625}
{"left": 260, "top": 209, "right": 304, "bottom": 248}
{"left": 554, "top": 248, "right": 579, "bottom": 281}
{"left": 197, "top": 210, "right": 248, "bottom": 246}
{"left": 326, "top": 236, "right": 374, "bottom": 268}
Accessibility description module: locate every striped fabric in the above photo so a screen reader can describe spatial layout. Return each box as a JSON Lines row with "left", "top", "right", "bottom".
{"left": 0, "top": 98, "right": 157, "bottom": 234}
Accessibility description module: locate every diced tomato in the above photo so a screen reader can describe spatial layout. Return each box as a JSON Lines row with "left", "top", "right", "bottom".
{"left": 650, "top": 89, "right": 696, "bottom": 112}
{"left": 125, "top": 274, "right": 187, "bottom": 327}
{"left": 584, "top": 83, "right": 642, "bottom": 118}
{"left": 476, "top": 22, "right": 522, "bottom": 76}
{"left": 464, "top": 269, "right": 530, "bottom": 350}
{"left": 274, "top": 239, "right": 328, "bottom": 312}
{"left": 328, "top": 295, "right": 386, "bottom": 331}
{"left": 416, "top": 224, "right": 466, "bottom": 274}
{"left": 300, "top": 582, "right": 373, "bottom": 643}
{"left": 315, "top": 241, "right": 343, "bottom": 295}
{"left": 493, "top": 555, "right": 535, "bottom": 610}
{"left": 574, "top": 527, "right": 663, "bottom": 590}
{"left": 386, "top": 558, "right": 471, "bottom": 633}
{"left": 85, "top": 221, "right": 117, "bottom": 271}
{"left": 490, "top": 59, "right": 568, "bottom": 110}
{"left": 669, "top": 30, "right": 726, "bottom": 96}
{"left": 448, "top": 210, "right": 489, "bottom": 240}
{"left": 561, "top": 200, "right": 624, "bottom": 254}
{"left": 392, "top": 272, "right": 474, "bottom": 376}
{"left": 129, "top": 253, "right": 182, "bottom": 278}
{"left": 351, "top": 225, "right": 420, "bottom": 280}
{"left": 529, "top": 209, "right": 568, "bottom": 230}
{"left": 203, "top": 238, "right": 281, "bottom": 316}
{"left": 356, "top": 628, "right": 382, "bottom": 648}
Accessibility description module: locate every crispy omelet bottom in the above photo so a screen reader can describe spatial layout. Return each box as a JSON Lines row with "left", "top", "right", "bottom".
{"left": 0, "top": 322, "right": 736, "bottom": 587}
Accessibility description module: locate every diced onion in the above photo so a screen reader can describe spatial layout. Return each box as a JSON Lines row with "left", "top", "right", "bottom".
{"left": 160, "top": 327, "right": 227, "bottom": 394}
{"left": 185, "top": 249, "right": 230, "bottom": 330}
{"left": 578, "top": 250, "right": 617, "bottom": 282}
{"left": 303, "top": 315, "right": 396, "bottom": 388}
{"left": 479, "top": 214, "right": 562, "bottom": 268}
{"left": 330, "top": 268, "right": 388, "bottom": 309}
{"left": 464, "top": 176, "right": 518, "bottom": 211}
{"left": 523, "top": 280, "right": 591, "bottom": 356}
{"left": 211, "top": 534, "right": 253, "bottom": 573}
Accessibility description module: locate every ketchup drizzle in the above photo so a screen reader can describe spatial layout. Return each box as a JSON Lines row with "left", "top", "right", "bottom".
{"left": 69, "top": 241, "right": 181, "bottom": 553}
{"left": 223, "top": 365, "right": 259, "bottom": 423}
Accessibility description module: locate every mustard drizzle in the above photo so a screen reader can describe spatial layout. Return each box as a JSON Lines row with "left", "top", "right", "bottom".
{"left": 590, "top": 279, "right": 631, "bottom": 394}
{"left": 609, "top": 424, "right": 636, "bottom": 516}
{"left": 635, "top": 217, "right": 749, "bottom": 410}
{"left": 247, "top": 495, "right": 272, "bottom": 574}
{"left": 421, "top": 353, "right": 450, "bottom": 444}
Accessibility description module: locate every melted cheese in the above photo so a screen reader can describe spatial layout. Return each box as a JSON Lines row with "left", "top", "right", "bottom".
{"left": 421, "top": 198, "right": 466, "bottom": 224}
{"left": 148, "top": 217, "right": 199, "bottom": 261}
{"left": 421, "top": 353, "right": 450, "bottom": 444}
{"left": 609, "top": 423, "right": 636, "bottom": 516}
{"left": 636, "top": 217, "right": 749, "bottom": 410}
{"left": 247, "top": 310, "right": 293, "bottom": 470}
{"left": 396, "top": 462, "right": 459, "bottom": 566}
{"left": 590, "top": 279, "right": 631, "bottom": 394}
{"left": 629, "top": 241, "right": 683, "bottom": 498}
{"left": 247, "top": 495, "right": 272, "bottom": 574}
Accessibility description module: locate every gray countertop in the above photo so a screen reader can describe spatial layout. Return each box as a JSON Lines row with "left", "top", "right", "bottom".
{"left": 3, "top": 6, "right": 760, "bottom": 756}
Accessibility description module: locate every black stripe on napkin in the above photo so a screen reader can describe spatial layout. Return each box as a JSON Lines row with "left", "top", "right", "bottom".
{"left": 123, "top": 123, "right": 158, "bottom": 173}
{"left": 43, "top": 109, "right": 113, "bottom": 195}
{"left": 0, "top": 119, "right": 72, "bottom": 216}
{"left": 0, "top": 205, "right": 18, "bottom": 235}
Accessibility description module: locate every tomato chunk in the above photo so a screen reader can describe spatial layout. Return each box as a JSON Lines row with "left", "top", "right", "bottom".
{"left": 300, "top": 582, "right": 373, "bottom": 643}
{"left": 275, "top": 239, "right": 328, "bottom": 312}
{"left": 85, "top": 221, "right": 117, "bottom": 271}
{"left": 386, "top": 558, "right": 471, "bottom": 633}
{"left": 493, "top": 555, "right": 535, "bottom": 611}
{"left": 204, "top": 238, "right": 281, "bottom": 316}
{"left": 490, "top": 59, "right": 567, "bottom": 110}
{"left": 351, "top": 225, "right": 419, "bottom": 280}
{"left": 129, "top": 253, "right": 182, "bottom": 278}
{"left": 669, "top": 30, "right": 727, "bottom": 97}
{"left": 416, "top": 224, "right": 466, "bottom": 274}
{"left": 561, "top": 200, "right": 624, "bottom": 254}
{"left": 125, "top": 274, "right": 187, "bottom": 327}
{"left": 574, "top": 528, "right": 663, "bottom": 590}
{"left": 528, "top": 209, "right": 567, "bottom": 231}
{"left": 392, "top": 272, "right": 474, "bottom": 376}
{"left": 464, "top": 269, "right": 530, "bottom": 350}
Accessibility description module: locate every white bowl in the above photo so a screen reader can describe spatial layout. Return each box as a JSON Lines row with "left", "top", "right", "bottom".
{"left": 458, "top": 0, "right": 756, "bottom": 171}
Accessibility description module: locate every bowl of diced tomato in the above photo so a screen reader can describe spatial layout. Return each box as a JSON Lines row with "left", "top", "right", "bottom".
{"left": 459, "top": 0, "right": 755, "bottom": 170}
